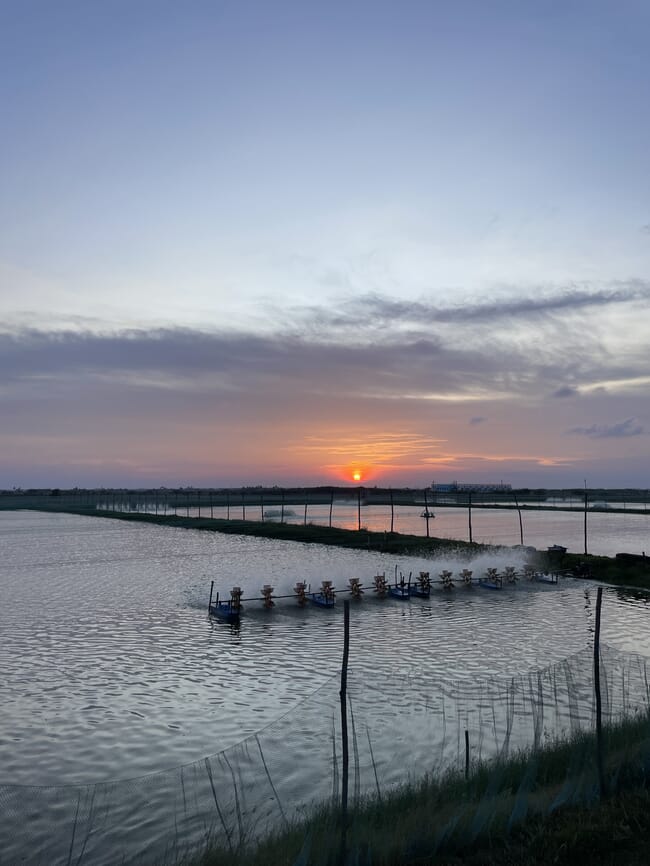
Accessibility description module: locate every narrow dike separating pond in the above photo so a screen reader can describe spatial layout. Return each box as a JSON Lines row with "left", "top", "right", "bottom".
{"left": 29, "top": 504, "right": 650, "bottom": 590}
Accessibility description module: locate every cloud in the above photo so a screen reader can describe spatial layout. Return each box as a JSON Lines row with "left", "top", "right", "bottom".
{"left": 552, "top": 385, "right": 578, "bottom": 398}
{"left": 289, "top": 280, "right": 650, "bottom": 333}
{"left": 567, "top": 418, "right": 647, "bottom": 438}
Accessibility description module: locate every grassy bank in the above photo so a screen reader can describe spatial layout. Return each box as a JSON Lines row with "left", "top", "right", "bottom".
{"left": 27, "top": 505, "right": 495, "bottom": 557}
{"left": 193, "top": 711, "right": 650, "bottom": 866}
{"left": 19, "top": 505, "right": 650, "bottom": 589}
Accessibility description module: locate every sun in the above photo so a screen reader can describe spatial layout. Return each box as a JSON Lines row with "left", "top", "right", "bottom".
{"left": 352, "top": 471, "right": 362, "bottom": 482}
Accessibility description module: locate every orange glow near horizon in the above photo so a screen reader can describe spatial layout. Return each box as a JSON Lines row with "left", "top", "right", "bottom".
{"left": 352, "top": 471, "right": 362, "bottom": 482}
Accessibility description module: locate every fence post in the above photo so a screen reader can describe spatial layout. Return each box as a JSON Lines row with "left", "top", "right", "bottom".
{"left": 594, "top": 586, "right": 606, "bottom": 797}
{"left": 513, "top": 492, "right": 524, "bottom": 546}
{"left": 339, "top": 600, "right": 350, "bottom": 864}
{"left": 584, "top": 481, "right": 589, "bottom": 556}
{"left": 468, "top": 491, "right": 473, "bottom": 543}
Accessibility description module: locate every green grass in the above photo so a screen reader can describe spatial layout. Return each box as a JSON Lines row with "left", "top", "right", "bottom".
{"left": 192, "top": 711, "right": 650, "bottom": 866}
{"left": 30, "top": 505, "right": 495, "bottom": 557}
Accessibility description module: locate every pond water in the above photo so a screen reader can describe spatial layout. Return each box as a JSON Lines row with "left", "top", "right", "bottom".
{"left": 115, "top": 500, "right": 650, "bottom": 557}
{"left": 3, "top": 509, "right": 650, "bottom": 785}
{"left": 2, "top": 510, "right": 650, "bottom": 863}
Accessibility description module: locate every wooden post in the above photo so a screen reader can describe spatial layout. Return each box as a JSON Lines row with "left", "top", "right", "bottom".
{"left": 281, "top": 489, "right": 285, "bottom": 523}
{"left": 261, "top": 491, "right": 264, "bottom": 522}
{"left": 468, "top": 491, "right": 473, "bottom": 543}
{"left": 465, "top": 729, "right": 470, "bottom": 780}
{"left": 357, "top": 487, "right": 361, "bottom": 531}
{"left": 226, "top": 491, "right": 230, "bottom": 520}
{"left": 584, "top": 480, "right": 588, "bottom": 556}
{"left": 208, "top": 580, "right": 214, "bottom": 612}
{"left": 329, "top": 489, "right": 334, "bottom": 528}
{"left": 513, "top": 492, "right": 524, "bottom": 546}
{"left": 304, "top": 498, "right": 308, "bottom": 526}
{"left": 339, "top": 600, "right": 351, "bottom": 863}
{"left": 594, "top": 586, "right": 606, "bottom": 797}
{"left": 390, "top": 489, "right": 394, "bottom": 534}
{"left": 423, "top": 487, "right": 430, "bottom": 538}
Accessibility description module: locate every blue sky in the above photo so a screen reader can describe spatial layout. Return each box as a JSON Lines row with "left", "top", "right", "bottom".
{"left": 1, "top": 1, "right": 649, "bottom": 487}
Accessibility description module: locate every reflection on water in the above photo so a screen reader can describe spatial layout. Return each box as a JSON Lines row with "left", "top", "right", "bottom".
{"left": 2, "top": 510, "right": 650, "bottom": 790}
{"left": 111, "top": 500, "right": 650, "bottom": 557}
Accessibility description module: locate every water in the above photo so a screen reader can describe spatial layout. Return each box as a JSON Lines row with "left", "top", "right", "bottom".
{"left": 2, "top": 510, "right": 650, "bottom": 863}
{"left": 115, "top": 500, "right": 650, "bottom": 557}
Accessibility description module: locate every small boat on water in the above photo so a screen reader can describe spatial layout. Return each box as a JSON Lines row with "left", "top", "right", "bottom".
{"left": 389, "top": 568, "right": 411, "bottom": 600}
{"left": 210, "top": 600, "right": 241, "bottom": 623}
{"left": 420, "top": 510, "right": 435, "bottom": 518}
{"left": 310, "top": 580, "right": 336, "bottom": 607}
{"left": 209, "top": 585, "right": 243, "bottom": 623}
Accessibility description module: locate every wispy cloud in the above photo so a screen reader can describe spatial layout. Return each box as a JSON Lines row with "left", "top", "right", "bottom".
{"left": 567, "top": 418, "right": 647, "bottom": 438}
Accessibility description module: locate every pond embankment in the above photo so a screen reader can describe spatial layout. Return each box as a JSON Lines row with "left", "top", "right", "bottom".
{"left": 24, "top": 505, "right": 650, "bottom": 590}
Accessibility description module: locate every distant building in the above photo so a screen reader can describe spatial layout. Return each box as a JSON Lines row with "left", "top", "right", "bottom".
{"left": 431, "top": 481, "right": 512, "bottom": 493}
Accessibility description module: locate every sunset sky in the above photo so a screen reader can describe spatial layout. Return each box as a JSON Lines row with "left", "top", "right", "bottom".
{"left": 2, "top": 0, "right": 649, "bottom": 488}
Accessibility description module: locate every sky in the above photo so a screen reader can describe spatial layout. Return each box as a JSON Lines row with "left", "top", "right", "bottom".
{"left": 1, "top": 0, "right": 649, "bottom": 489}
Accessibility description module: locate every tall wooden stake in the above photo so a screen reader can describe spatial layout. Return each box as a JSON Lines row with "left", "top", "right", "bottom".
{"left": 513, "top": 492, "right": 524, "bottom": 545}
{"left": 584, "top": 480, "right": 588, "bottom": 556}
{"left": 339, "top": 600, "right": 350, "bottom": 864}
{"left": 357, "top": 487, "right": 361, "bottom": 531}
{"left": 390, "top": 489, "right": 394, "bottom": 534}
{"left": 594, "top": 586, "right": 606, "bottom": 797}
{"left": 329, "top": 489, "right": 334, "bottom": 528}
{"left": 423, "top": 487, "right": 430, "bottom": 538}
{"left": 468, "top": 491, "right": 473, "bottom": 543}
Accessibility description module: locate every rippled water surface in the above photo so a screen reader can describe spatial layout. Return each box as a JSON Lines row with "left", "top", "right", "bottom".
{"left": 2, "top": 509, "right": 650, "bottom": 792}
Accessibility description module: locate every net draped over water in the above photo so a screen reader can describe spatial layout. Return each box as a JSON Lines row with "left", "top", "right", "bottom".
{"left": 2, "top": 642, "right": 650, "bottom": 865}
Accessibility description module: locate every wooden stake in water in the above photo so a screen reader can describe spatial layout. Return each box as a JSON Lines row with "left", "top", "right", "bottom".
{"left": 390, "top": 488, "right": 394, "bottom": 534}
{"left": 423, "top": 487, "right": 430, "bottom": 539}
{"left": 468, "top": 491, "right": 473, "bottom": 543}
{"left": 513, "top": 491, "right": 524, "bottom": 546}
{"left": 594, "top": 586, "right": 607, "bottom": 797}
{"left": 208, "top": 580, "right": 214, "bottom": 612}
{"left": 357, "top": 487, "right": 361, "bottom": 532}
{"left": 465, "top": 729, "right": 470, "bottom": 780}
{"left": 339, "top": 600, "right": 350, "bottom": 863}
{"left": 584, "top": 480, "right": 589, "bottom": 556}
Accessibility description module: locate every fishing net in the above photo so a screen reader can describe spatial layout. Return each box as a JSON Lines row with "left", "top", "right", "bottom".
{"left": 2, "top": 641, "right": 650, "bottom": 865}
